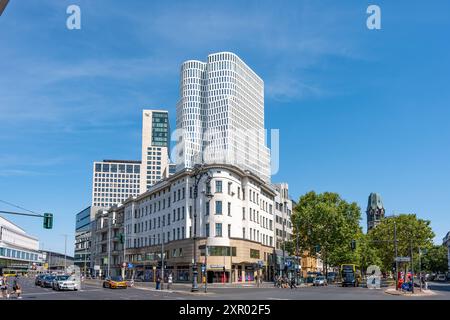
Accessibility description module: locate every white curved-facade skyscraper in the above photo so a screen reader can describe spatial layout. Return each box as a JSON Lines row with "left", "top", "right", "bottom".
{"left": 176, "top": 52, "right": 271, "bottom": 182}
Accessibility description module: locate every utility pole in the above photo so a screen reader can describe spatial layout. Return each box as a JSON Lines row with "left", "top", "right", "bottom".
{"left": 410, "top": 239, "right": 414, "bottom": 294}
{"left": 161, "top": 225, "right": 164, "bottom": 290}
{"left": 122, "top": 226, "right": 126, "bottom": 280}
{"left": 282, "top": 201, "right": 286, "bottom": 278}
{"left": 107, "top": 217, "right": 111, "bottom": 278}
{"left": 63, "top": 234, "right": 68, "bottom": 271}
{"left": 296, "top": 220, "right": 300, "bottom": 285}
{"left": 190, "top": 164, "right": 212, "bottom": 292}
{"left": 394, "top": 218, "right": 399, "bottom": 290}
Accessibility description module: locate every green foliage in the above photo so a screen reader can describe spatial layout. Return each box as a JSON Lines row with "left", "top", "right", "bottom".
{"left": 356, "top": 233, "right": 382, "bottom": 273}
{"left": 368, "top": 214, "right": 434, "bottom": 272}
{"left": 292, "top": 191, "right": 362, "bottom": 274}
{"left": 421, "top": 245, "right": 448, "bottom": 273}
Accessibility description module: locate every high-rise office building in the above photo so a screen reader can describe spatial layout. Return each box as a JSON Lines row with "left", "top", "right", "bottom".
{"left": 140, "top": 110, "right": 170, "bottom": 193}
{"left": 366, "top": 193, "right": 385, "bottom": 231}
{"left": 176, "top": 52, "right": 271, "bottom": 182}
{"left": 91, "top": 160, "right": 141, "bottom": 219}
{"left": 74, "top": 206, "right": 91, "bottom": 274}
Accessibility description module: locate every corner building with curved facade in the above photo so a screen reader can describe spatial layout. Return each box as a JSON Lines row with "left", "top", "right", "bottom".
{"left": 119, "top": 164, "right": 278, "bottom": 283}
{"left": 176, "top": 52, "right": 271, "bottom": 183}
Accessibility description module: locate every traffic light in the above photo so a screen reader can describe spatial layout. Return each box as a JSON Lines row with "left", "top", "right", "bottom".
{"left": 351, "top": 240, "right": 356, "bottom": 251}
{"left": 43, "top": 213, "right": 53, "bottom": 229}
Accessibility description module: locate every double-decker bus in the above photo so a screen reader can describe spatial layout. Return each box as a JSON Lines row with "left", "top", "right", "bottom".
{"left": 340, "top": 264, "right": 361, "bottom": 287}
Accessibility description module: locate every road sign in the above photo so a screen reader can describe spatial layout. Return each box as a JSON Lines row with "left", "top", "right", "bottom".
{"left": 395, "top": 257, "right": 411, "bottom": 262}
{"left": 94, "top": 265, "right": 100, "bottom": 270}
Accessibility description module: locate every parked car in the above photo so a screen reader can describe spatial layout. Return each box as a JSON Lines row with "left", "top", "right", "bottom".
{"left": 103, "top": 276, "right": 127, "bottom": 289}
{"left": 52, "top": 275, "right": 78, "bottom": 291}
{"left": 41, "top": 275, "right": 56, "bottom": 288}
{"left": 436, "top": 274, "right": 447, "bottom": 281}
{"left": 35, "top": 274, "right": 46, "bottom": 286}
{"left": 313, "top": 276, "right": 328, "bottom": 286}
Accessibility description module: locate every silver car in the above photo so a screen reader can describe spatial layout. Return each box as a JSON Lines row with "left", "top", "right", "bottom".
{"left": 52, "top": 275, "right": 78, "bottom": 291}
{"left": 313, "top": 276, "right": 328, "bottom": 286}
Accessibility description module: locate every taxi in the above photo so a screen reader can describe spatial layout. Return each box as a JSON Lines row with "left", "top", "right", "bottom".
{"left": 103, "top": 276, "right": 127, "bottom": 289}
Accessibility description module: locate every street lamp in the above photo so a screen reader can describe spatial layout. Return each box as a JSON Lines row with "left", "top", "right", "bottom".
{"left": 191, "top": 164, "right": 212, "bottom": 292}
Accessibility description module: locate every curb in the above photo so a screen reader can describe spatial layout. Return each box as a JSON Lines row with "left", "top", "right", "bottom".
{"left": 385, "top": 288, "right": 436, "bottom": 297}
{"left": 133, "top": 286, "right": 215, "bottom": 295}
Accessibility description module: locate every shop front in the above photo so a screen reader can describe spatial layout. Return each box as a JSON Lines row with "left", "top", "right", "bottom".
{"left": 206, "top": 265, "right": 230, "bottom": 283}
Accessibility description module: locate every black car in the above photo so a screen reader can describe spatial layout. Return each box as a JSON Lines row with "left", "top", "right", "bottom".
{"left": 41, "top": 275, "right": 56, "bottom": 288}
{"left": 35, "top": 274, "right": 46, "bottom": 286}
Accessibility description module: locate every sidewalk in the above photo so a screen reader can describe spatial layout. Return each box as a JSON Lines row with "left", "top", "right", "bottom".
{"left": 385, "top": 287, "right": 436, "bottom": 297}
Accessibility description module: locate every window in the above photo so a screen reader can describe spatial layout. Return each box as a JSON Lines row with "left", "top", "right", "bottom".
{"left": 242, "top": 228, "right": 246, "bottom": 239}
{"left": 227, "top": 182, "right": 232, "bottom": 195}
{"left": 228, "top": 224, "right": 231, "bottom": 238}
{"left": 250, "top": 249, "right": 260, "bottom": 259}
{"left": 205, "top": 223, "right": 210, "bottom": 237}
{"left": 205, "top": 202, "right": 210, "bottom": 215}
{"left": 215, "top": 201, "right": 222, "bottom": 215}
{"left": 227, "top": 202, "right": 231, "bottom": 216}
{"left": 242, "top": 207, "right": 245, "bottom": 220}
{"left": 215, "top": 180, "right": 222, "bottom": 193}
{"left": 215, "top": 223, "right": 222, "bottom": 237}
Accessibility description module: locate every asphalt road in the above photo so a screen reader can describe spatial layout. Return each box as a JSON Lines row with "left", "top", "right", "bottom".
{"left": 3, "top": 277, "right": 450, "bottom": 300}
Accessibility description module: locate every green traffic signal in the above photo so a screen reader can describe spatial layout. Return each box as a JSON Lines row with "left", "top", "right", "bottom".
{"left": 43, "top": 213, "right": 53, "bottom": 229}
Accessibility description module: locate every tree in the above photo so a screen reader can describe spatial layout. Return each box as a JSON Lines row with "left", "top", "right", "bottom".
{"left": 292, "top": 191, "right": 362, "bottom": 277}
{"left": 421, "top": 245, "right": 448, "bottom": 273}
{"left": 356, "top": 233, "right": 382, "bottom": 274}
{"left": 368, "top": 214, "right": 434, "bottom": 272}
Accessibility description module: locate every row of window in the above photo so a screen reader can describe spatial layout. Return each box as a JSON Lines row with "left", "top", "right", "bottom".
{"left": 0, "top": 247, "right": 38, "bottom": 261}
{"left": 95, "top": 163, "right": 140, "bottom": 174}
{"left": 129, "top": 226, "right": 186, "bottom": 248}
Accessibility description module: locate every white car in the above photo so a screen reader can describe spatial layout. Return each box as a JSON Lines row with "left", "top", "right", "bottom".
{"left": 436, "top": 274, "right": 447, "bottom": 281}
{"left": 52, "top": 275, "right": 78, "bottom": 291}
{"left": 313, "top": 276, "right": 328, "bottom": 286}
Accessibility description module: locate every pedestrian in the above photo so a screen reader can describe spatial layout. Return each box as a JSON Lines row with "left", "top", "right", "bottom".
{"left": 12, "top": 276, "right": 22, "bottom": 299}
{"left": 0, "top": 276, "right": 9, "bottom": 299}
{"left": 156, "top": 275, "right": 161, "bottom": 290}
{"left": 290, "top": 277, "right": 297, "bottom": 289}
{"left": 168, "top": 273, "right": 173, "bottom": 290}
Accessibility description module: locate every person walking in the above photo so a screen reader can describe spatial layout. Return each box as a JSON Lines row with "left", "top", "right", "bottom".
{"left": 12, "top": 276, "right": 22, "bottom": 299}
{"left": 167, "top": 273, "right": 173, "bottom": 290}
{"left": 290, "top": 277, "right": 297, "bottom": 289}
{"left": 0, "top": 276, "right": 9, "bottom": 299}
{"left": 156, "top": 275, "right": 161, "bottom": 290}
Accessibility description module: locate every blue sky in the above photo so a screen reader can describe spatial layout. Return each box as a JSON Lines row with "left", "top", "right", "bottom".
{"left": 1, "top": 0, "right": 449, "bottom": 255}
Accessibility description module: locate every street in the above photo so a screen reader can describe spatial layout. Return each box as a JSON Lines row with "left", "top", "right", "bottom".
{"left": 5, "top": 277, "right": 450, "bottom": 300}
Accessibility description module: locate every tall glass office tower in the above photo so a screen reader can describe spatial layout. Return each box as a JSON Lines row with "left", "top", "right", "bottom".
{"left": 176, "top": 52, "right": 271, "bottom": 182}
{"left": 140, "top": 109, "right": 170, "bottom": 192}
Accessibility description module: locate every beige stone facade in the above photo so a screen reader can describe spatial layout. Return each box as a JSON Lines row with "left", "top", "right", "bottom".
{"left": 125, "top": 237, "right": 274, "bottom": 283}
